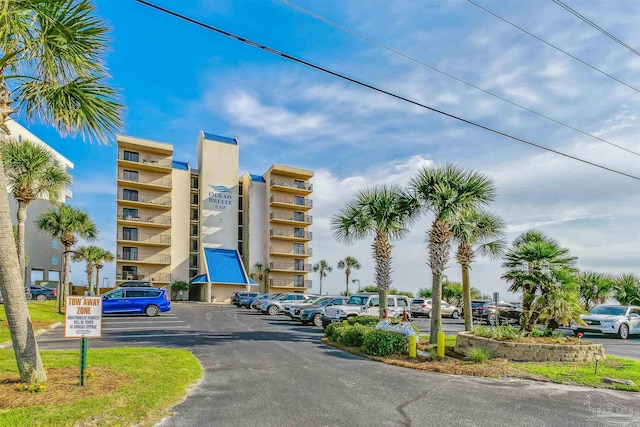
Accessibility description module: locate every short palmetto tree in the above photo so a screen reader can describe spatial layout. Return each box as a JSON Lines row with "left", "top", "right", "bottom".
{"left": 250, "top": 262, "right": 269, "bottom": 294}
{"left": 73, "top": 246, "right": 103, "bottom": 294}
{"left": 312, "top": 260, "right": 333, "bottom": 295}
{"left": 451, "top": 209, "right": 506, "bottom": 331}
{"left": 36, "top": 205, "right": 98, "bottom": 305}
{"left": 0, "top": 0, "right": 122, "bottom": 382}
{"left": 336, "top": 256, "right": 361, "bottom": 296}
{"left": 501, "top": 231, "right": 578, "bottom": 331}
{"left": 2, "top": 138, "right": 71, "bottom": 277}
{"left": 332, "top": 185, "right": 418, "bottom": 317}
{"left": 613, "top": 273, "right": 640, "bottom": 306}
{"left": 532, "top": 267, "right": 583, "bottom": 330}
{"left": 410, "top": 164, "right": 496, "bottom": 343}
{"left": 577, "top": 271, "right": 614, "bottom": 310}
{"left": 93, "top": 248, "right": 114, "bottom": 295}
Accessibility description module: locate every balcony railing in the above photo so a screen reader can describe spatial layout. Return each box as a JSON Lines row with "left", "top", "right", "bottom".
{"left": 270, "top": 195, "right": 313, "bottom": 208}
{"left": 119, "top": 173, "right": 172, "bottom": 188}
{"left": 270, "top": 228, "right": 312, "bottom": 239}
{"left": 270, "top": 212, "right": 312, "bottom": 224}
{"left": 117, "top": 252, "right": 171, "bottom": 264}
{"left": 117, "top": 191, "right": 171, "bottom": 207}
{"left": 269, "top": 262, "right": 312, "bottom": 272}
{"left": 269, "top": 278, "right": 311, "bottom": 288}
{"left": 269, "top": 246, "right": 313, "bottom": 257}
{"left": 116, "top": 272, "right": 171, "bottom": 282}
{"left": 270, "top": 179, "right": 313, "bottom": 191}
{"left": 117, "top": 231, "right": 171, "bottom": 245}
{"left": 118, "top": 154, "right": 172, "bottom": 168}
{"left": 117, "top": 214, "right": 171, "bottom": 226}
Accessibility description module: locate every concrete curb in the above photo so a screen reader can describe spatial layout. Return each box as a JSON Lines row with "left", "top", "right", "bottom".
{"left": 0, "top": 321, "right": 63, "bottom": 349}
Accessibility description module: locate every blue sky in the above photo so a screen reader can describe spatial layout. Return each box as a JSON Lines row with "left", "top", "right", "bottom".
{"left": 19, "top": 0, "right": 640, "bottom": 298}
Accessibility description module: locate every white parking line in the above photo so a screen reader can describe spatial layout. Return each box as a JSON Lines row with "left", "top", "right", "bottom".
{"left": 102, "top": 320, "right": 185, "bottom": 324}
{"left": 102, "top": 325, "right": 191, "bottom": 331}
{"left": 38, "top": 333, "right": 193, "bottom": 343}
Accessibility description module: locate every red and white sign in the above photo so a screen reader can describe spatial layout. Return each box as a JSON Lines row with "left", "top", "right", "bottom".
{"left": 64, "top": 296, "right": 102, "bottom": 338}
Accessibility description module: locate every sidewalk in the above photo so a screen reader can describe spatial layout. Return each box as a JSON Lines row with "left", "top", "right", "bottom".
{"left": 0, "top": 321, "right": 62, "bottom": 349}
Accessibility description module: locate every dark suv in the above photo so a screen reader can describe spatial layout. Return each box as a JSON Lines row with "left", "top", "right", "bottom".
{"left": 472, "top": 300, "right": 523, "bottom": 325}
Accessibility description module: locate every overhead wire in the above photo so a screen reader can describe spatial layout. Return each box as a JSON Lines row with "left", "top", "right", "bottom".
{"left": 281, "top": 0, "right": 640, "bottom": 157}
{"left": 135, "top": 0, "right": 640, "bottom": 182}
{"left": 466, "top": 0, "right": 640, "bottom": 95}
{"left": 551, "top": 0, "right": 640, "bottom": 57}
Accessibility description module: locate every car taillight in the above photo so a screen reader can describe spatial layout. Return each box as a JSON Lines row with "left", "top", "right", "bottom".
{"left": 164, "top": 293, "right": 170, "bottom": 301}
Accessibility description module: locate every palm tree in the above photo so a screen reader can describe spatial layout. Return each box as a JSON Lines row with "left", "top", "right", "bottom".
{"left": 73, "top": 246, "right": 102, "bottom": 294}
{"left": 0, "top": 0, "right": 122, "bottom": 383}
{"left": 312, "top": 260, "right": 333, "bottom": 295}
{"left": 93, "top": 248, "right": 114, "bottom": 295}
{"left": 36, "top": 205, "right": 97, "bottom": 306}
{"left": 337, "top": 257, "right": 361, "bottom": 296}
{"left": 501, "top": 231, "right": 577, "bottom": 331}
{"left": 532, "top": 267, "right": 583, "bottom": 330}
{"left": 249, "top": 262, "right": 269, "bottom": 294}
{"left": 451, "top": 209, "right": 506, "bottom": 331}
{"left": 577, "top": 271, "right": 614, "bottom": 310}
{"left": 410, "top": 164, "right": 496, "bottom": 343}
{"left": 2, "top": 138, "right": 71, "bottom": 278}
{"left": 613, "top": 273, "right": 640, "bottom": 306}
{"left": 332, "top": 185, "right": 418, "bottom": 317}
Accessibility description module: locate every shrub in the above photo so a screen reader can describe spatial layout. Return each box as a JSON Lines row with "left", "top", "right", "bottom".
{"left": 347, "top": 315, "right": 379, "bottom": 326}
{"left": 465, "top": 347, "right": 492, "bottom": 363}
{"left": 325, "top": 322, "right": 349, "bottom": 341}
{"left": 361, "top": 329, "right": 407, "bottom": 356}
{"left": 471, "top": 325, "right": 521, "bottom": 340}
{"left": 341, "top": 325, "right": 372, "bottom": 347}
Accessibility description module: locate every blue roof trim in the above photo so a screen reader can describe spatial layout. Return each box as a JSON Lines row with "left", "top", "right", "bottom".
{"left": 202, "top": 132, "right": 238, "bottom": 145}
{"left": 249, "top": 174, "right": 266, "bottom": 183}
{"left": 172, "top": 160, "right": 189, "bottom": 170}
{"left": 203, "top": 248, "right": 249, "bottom": 284}
{"left": 190, "top": 273, "right": 208, "bottom": 284}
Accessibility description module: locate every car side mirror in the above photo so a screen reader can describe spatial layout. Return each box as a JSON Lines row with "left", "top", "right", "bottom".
{"left": 630, "top": 313, "right": 639, "bottom": 318}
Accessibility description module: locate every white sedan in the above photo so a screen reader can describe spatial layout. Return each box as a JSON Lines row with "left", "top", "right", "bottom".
{"left": 571, "top": 305, "right": 640, "bottom": 339}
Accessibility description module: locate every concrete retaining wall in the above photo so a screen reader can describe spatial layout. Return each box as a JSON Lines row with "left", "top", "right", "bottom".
{"left": 455, "top": 332, "right": 605, "bottom": 362}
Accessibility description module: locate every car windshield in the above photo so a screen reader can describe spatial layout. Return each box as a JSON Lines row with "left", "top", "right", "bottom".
{"left": 589, "top": 306, "right": 627, "bottom": 316}
{"left": 411, "top": 299, "right": 424, "bottom": 304}
{"left": 312, "top": 297, "right": 332, "bottom": 306}
{"left": 347, "top": 296, "right": 370, "bottom": 305}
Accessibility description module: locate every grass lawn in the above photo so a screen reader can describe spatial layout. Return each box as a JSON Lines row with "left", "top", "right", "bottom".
{"left": 0, "top": 347, "right": 203, "bottom": 426}
{"left": 0, "top": 301, "right": 64, "bottom": 343}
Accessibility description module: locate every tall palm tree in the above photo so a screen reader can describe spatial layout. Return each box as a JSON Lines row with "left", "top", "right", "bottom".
{"left": 94, "top": 248, "right": 114, "bottom": 295}
{"left": 312, "top": 260, "right": 333, "bottom": 295}
{"left": 0, "top": 0, "right": 122, "bottom": 383}
{"left": 250, "top": 262, "right": 269, "bottom": 294}
{"left": 332, "top": 185, "right": 418, "bottom": 317}
{"left": 501, "top": 231, "right": 577, "bottom": 331}
{"left": 451, "top": 209, "right": 506, "bottom": 331}
{"left": 577, "top": 271, "right": 614, "bottom": 310}
{"left": 36, "top": 205, "right": 97, "bottom": 306}
{"left": 410, "top": 164, "right": 496, "bottom": 343}
{"left": 2, "top": 138, "right": 71, "bottom": 278}
{"left": 337, "top": 256, "right": 361, "bottom": 297}
{"left": 73, "top": 246, "right": 102, "bottom": 294}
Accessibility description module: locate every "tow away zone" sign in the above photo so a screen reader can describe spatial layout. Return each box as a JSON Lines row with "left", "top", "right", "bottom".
{"left": 64, "top": 296, "right": 102, "bottom": 338}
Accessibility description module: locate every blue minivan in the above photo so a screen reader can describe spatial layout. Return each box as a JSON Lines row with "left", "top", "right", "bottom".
{"left": 102, "top": 287, "right": 171, "bottom": 316}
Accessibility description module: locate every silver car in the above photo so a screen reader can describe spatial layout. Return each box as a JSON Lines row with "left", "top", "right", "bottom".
{"left": 260, "top": 293, "right": 310, "bottom": 316}
{"left": 572, "top": 305, "right": 640, "bottom": 339}
{"left": 410, "top": 299, "right": 460, "bottom": 319}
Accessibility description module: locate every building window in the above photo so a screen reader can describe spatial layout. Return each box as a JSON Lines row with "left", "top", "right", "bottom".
{"left": 293, "top": 211, "right": 304, "bottom": 222}
{"left": 190, "top": 209, "right": 199, "bottom": 221}
{"left": 293, "top": 275, "right": 304, "bottom": 287}
{"left": 238, "top": 185, "right": 243, "bottom": 195}
{"left": 190, "top": 224, "right": 198, "bottom": 236}
{"left": 294, "top": 259, "right": 304, "bottom": 271}
{"left": 294, "top": 179, "right": 304, "bottom": 189}
{"left": 123, "top": 208, "right": 138, "bottom": 219}
{"left": 122, "top": 247, "right": 138, "bottom": 261}
{"left": 48, "top": 271, "right": 60, "bottom": 282}
{"left": 190, "top": 239, "right": 198, "bottom": 252}
{"left": 294, "top": 243, "right": 305, "bottom": 255}
{"left": 123, "top": 189, "right": 139, "bottom": 201}
{"left": 190, "top": 176, "right": 199, "bottom": 189}
{"left": 51, "top": 257, "right": 58, "bottom": 265}
{"left": 237, "top": 226, "right": 243, "bottom": 241}
{"left": 189, "top": 254, "right": 198, "bottom": 269}
{"left": 294, "top": 196, "right": 305, "bottom": 206}
{"left": 52, "top": 240, "right": 58, "bottom": 249}
{"left": 190, "top": 193, "right": 198, "bottom": 204}
{"left": 30, "top": 269, "right": 44, "bottom": 286}
{"left": 123, "top": 150, "right": 139, "bottom": 162}
{"left": 122, "top": 227, "right": 138, "bottom": 241}
{"left": 122, "top": 266, "right": 138, "bottom": 280}
{"left": 123, "top": 170, "right": 139, "bottom": 181}
{"left": 294, "top": 227, "right": 305, "bottom": 238}
{"left": 189, "top": 269, "right": 198, "bottom": 279}
{"left": 238, "top": 212, "right": 243, "bottom": 225}
{"left": 237, "top": 241, "right": 243, "bottom": 255}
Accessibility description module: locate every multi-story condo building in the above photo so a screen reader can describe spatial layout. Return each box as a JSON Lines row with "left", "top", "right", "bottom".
{"left": 5, "top": 120, "right": 74, "bottom": 287}
{"left": 115, "top": 132, "right": 313, "bottom": 302}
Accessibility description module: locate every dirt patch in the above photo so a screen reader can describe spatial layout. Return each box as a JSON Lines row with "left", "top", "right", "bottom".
{"left": 0, "top": 320, "right": 55, "bottom": 332}
{"left": 0, "top": 367, "right": 128, "bottom": 409}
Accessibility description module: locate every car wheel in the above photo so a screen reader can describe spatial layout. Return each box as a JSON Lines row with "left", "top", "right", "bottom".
{"left": 618, "top": 323, "right": 630, "bottom": 339}
{"left": 451, "top": 311, "right": 459, "bottom": 319}
{"left": 313, "top": 313, "right": 323, "bottom": 327}
{"left": 36, "top": 294, "right": 47, "bottom": 302}
{"left": 488, "top": 313, "right": 497, "bottom": 327}
{"left": 268, "top": 305, "right": 279, "bottom": 316}
{"left": 145, "top": 305, "right": 160, "bottom": 317}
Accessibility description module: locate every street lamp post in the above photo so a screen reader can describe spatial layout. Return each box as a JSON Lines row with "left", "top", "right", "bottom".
{"left": 352, "top": 279, "right": 361, "bottom": 293}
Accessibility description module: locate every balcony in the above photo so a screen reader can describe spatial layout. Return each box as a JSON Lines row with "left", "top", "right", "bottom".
{"left": 269, "top": 262, "right": 312, "bottom": 272}
{"left": 269, "top": 195, "right": 312, "bottom": 210}
{"left": 269, "top": 178, "right": 312, "bottom": 194}
{"left": 269, "top": 278, "right": 311, "bottom": 288}
{"left": 269, "top": 246, "right": 313, "bottom": 257}
{"left": 117, "top": 231, "right": 171, "bottom": 246}
{"left": 118, "top": 153, "right": 172, "bottom": 170}
{"left": 269, "top": 228, "right": 312, "bottom": 241}
{"left": 118, "top": 173, "right": 172, "bottom": 190}
{"left": 117, "top": 252, "right": 171, "bottom": 264}
{"left": 117, "top": 214, "right": 171, "bottom": 228}
{"left": 270, "top": 211, "right": 312, "bottom": 225}
{"left": 117, "top": 191, "right": 171, "bottom": 209}
{"left": 116, "top": 272, "right": 171, "bottom": 283}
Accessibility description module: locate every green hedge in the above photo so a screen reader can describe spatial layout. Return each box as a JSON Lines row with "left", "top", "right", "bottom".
{"left": 325, "top": 321, "right": 408, "bottom": 357}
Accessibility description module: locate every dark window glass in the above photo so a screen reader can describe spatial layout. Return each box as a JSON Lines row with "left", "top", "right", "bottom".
{"left": 293, "top": 211, "right": 304, "bottom": 221}
{"left": 123, "top": 170, "right": 138, "bottom": 181}
{"left": 123, "top": 189, "right": 138, "bottom": 201}
{"left": 294, "top": 227, "right": 305, "bottom": 238}
{"left": 123, "top": 208, "right": 138, "bottom": 219}
{"left": 123, "top": 151, "right": 139, "bottom": 162}
{"left": 122, "top": 227, "right": 138, "bottom": 241}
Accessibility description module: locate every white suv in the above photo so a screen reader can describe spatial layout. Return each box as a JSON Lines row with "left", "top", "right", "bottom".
{"left": 322, "top": 293, "right": 411, "bottom": 327}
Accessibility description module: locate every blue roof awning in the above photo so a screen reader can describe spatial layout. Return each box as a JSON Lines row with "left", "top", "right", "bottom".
{"left": 190, "top": 273, "right": 208, "bottom": 284}
{"left": 249, "top": 174, "right": 266, "bottom": 183}
{"left": 202, "top": 132, "right": 238, "bottom": 145}
{"left": 203, "top": 248, "right": 249, "bottom": 284}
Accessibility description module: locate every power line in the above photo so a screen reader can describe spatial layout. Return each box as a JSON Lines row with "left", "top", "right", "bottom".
{"left": 552, "top": 0, "right": 640, "bottom": 57}
{"left": 135, "top": 0, "right": 640, "bottom": 182}
{"left": 466, "top": 0, "right": 640, "bottom": 95}
{"left": 282, "top": 0, "right": 640, "bottom": 158}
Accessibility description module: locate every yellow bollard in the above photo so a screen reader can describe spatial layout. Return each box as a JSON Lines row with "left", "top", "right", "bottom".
{"left": 437, "top": 331, "right": 445, "bottom": 358}
{"left": 409, "top": 335, "right": 417, "bottom": 358}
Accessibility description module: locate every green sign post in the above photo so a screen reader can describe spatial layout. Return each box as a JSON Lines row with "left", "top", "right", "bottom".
{"left": 64, "top": 295, "right": 103, "bottom": 386}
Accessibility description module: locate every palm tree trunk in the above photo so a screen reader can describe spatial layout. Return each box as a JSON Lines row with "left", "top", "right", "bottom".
{"left": 16, "top": 202, "right": 28, "bottom": 283}
{"left": 461, "top": 262, "right": 472, "bottom": 331}
{"left": 430, "top": 272, "right": 443, "bottom": 344}
{"left": 64, "top": 247, "right": 72, "bottom": 306}
{"left": 428, "top": 219, "right": 452, "bottom": 344}
{"left": 373, "top": 233, "right": 391, "bottom": 319}
{"left": 345, "top": 268, "right": 350, "bottom": 295}
{"left": 319, "top": 274, "right": 323, "bottom": 296}
{"left": 0, "top": 154, "right": 47, "bottom": 383}
{"left": 86, "top": 263, "right": 93, "bottom": 295}
{"left": 95, "top": 266, "right": 101, "bottom": 296}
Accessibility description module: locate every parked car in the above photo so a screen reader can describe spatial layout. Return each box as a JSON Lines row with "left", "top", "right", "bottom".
{"left": 118, "top": 280, "right": 153, "bottom": 287}
{"left": 322, "top": 293, "right": 411, "bottom": 328}
{"left": 0, "top": 286, "right": 32, "bottom": 303}
{"left": 102, "top": 287, "right": 170, "bottom": 316}
{"left": 470, "top": 299, "right": 492, "bottom": 321}
{"left": 410, "top": 299, "right": 460, "bottom": 319}
{"left": 231, "top": 291, "right": 259, "bottom": 306}
{"left": 28, "top": 286, "right": 56, "bottom": 301}
{"left": 298, "top": 296, "right": 349, "bottom": 326}
{"left": 485, "top": 302, "right": 523, "bottom": 326}
{"left": 571, "top": 304, "right": 640, "bottom": 339}
{"left": 260, "top": 293, "right": 310, "bottom": 315}
{"left": 283, "top": 295, "right": 325, "bottom": 319}
{"left": 242, "top": 293, "right": 281, "bottom": 309}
